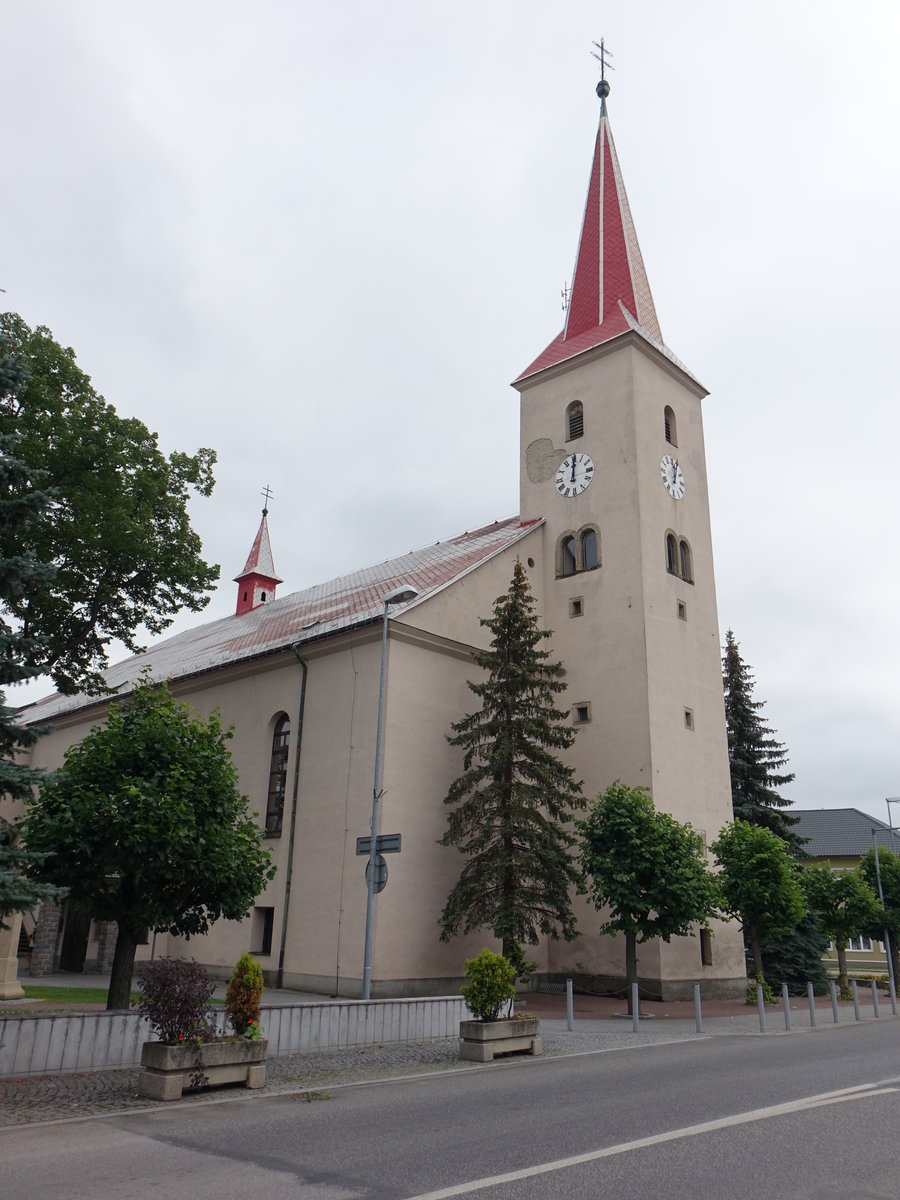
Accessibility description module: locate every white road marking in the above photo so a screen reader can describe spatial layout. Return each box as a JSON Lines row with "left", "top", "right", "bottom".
{"left": 406, "top": 1081, "right": 898, "bottom": 1199}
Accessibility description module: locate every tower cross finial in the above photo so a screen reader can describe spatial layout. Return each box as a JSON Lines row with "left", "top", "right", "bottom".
{"left": 591, "top": 39, "right": 614, "bottom": 110}
{"left": 261, "top": 483, "right": 274, "bottom": 515}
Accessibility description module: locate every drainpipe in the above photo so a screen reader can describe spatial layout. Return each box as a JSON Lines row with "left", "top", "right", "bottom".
{"left": 276, "top": 643, "right": 308, "bottom": 990}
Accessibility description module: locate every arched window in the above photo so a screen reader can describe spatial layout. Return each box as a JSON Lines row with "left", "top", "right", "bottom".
{"left": 561, "top": 536, "right": 577, "bottom": 576}
{"left": 265, "top": 714, "right": 291, "bottom": 837}
{"left": 581, "top": 528, "right": 599, "bottom": 570}
{"left": 679, "top": 539, "right": 693, "bottom": 583}
{"left": 566, "top": 401, "right": 584, "bottom": 441}
{"left": 666, "top": 533, "right": 678, "bottom": 575}
{"left": 664, "top": 405, "right": 677, "bottom": 446}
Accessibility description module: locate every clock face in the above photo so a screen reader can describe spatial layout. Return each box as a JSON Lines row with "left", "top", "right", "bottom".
{"left": 660, "top": 454, "right": 685, "bottom": 500}
{"left": 555, "top": 452, "right": 594, "bottom": 497}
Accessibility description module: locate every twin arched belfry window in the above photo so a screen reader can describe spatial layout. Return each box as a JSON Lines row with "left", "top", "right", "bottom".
{"left": 666, "top": 532, "right": 693, "bottom": 583}
{"left": 559, "top": 527, "right": 601, "bottom": 577}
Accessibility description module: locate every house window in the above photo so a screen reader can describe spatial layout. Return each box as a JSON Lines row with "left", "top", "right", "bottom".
{"left": 561, "top": 536, "right": 577, "bottom": 576}
{"left": 700, "top": 929, "right": 713, "bottom": 965}
{"left": 684, "top": 708, "right": 694, "bottom": 730}
{"left": 849, "top": 935, "right": 873, "bottom": 952}
{"left": 569, "top": 597, "right": 584, "bottom": 618}
{"left": 265, "top": 714, "right": 291, "bottom": 837}
{"left": 677, "top": 600, "right": 687, "bottom": 621}
{"left": 252, "top": 907, "right": 274, "bottom": 956}
{"left": 567, "top": 401, "right": 584, "bottom": 441}
{"left": 573, "top": 703, "right": 591, "bottom": 725}
{"left": 664, "top": 405, "right": 677, "bottom": 446}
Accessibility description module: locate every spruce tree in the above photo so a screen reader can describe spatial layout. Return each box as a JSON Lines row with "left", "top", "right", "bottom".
{"left": 722, "top": 629, "right": 800, "bottom": 848}
{"left": 439, "top": 560, "right": 584, "bottom": 967}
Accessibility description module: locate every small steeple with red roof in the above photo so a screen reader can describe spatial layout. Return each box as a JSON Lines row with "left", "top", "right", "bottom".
{"left": 516, "top": 51, "right": 667, "bottom": 384}
{"left": 234, "top": 487, "right": 283, "bottom": 616}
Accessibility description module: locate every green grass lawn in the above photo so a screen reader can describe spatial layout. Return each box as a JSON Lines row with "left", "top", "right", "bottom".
{"left": 18, "top": 985, "right": 225, "bottom": 1007}
{"left": 22, "top": 985, "right": 142, "bottom": 1006}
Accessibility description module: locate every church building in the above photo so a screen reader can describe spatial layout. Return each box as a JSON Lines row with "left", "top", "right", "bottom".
{"left": 3, "top": 74, "right": 746, "bottom": 1001}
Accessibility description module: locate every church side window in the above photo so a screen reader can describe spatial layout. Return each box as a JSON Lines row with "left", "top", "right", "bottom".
{"left": 265, "top": 714, "right": 291, "bottom": 837}
{"left": 560, "top": 536, "right": 577, "bottom": 577}
{"left": 664, "top": 405, "right": 677, "bottom": 446}
{"left": 566, "top": 401, "right": 584, "bottom": 441}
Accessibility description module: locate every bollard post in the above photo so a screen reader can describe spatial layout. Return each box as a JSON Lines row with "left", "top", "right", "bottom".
{"left": 872, "top": 979, "right": 880, "bottom": 1018}
{"left": 566, "top": 978, "right": 574, "bottom": 1032}
{"left": 830, "top": 981, "right": 839, "bottom": 1024}
{"left": 851, "top": 979, "right": 860, "bottom": 1021}
{"left": 782, "top": 983, "right": 791, "bottom": 1030}
{"left": 631, "top": 982, "right": 640, "bottom": 1032}
{"left": 757, "top": 983, "right": 766, "bottom": 1033}
{"left": 807, "top": 981, "right": 816, "bottom": 1027}
{"left": 693, "top": 982, "right": 702, "bottom": 1034}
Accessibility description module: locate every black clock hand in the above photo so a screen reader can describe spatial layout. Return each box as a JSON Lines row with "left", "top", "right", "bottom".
{"left": 570, "top": 457, "right": 576, "bottom": 483}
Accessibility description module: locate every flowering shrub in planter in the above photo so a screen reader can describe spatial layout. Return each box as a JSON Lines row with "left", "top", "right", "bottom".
{"left": 136, "top": 956, "right": 267, "bottom": 1100}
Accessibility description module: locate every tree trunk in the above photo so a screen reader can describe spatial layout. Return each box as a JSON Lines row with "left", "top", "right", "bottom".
{"left": 890, "top": 938, "right": 900, "bottom": 995}
{"left": 625, "top": 930, "right": 638, "bottom": 1016}
{"left": 107, "top": 924, "right": 138, "bottom": 1010}
{"left": 748, "top": 928, "right": 764, "bottom": 984}
{"left": 836, "top": 942, "right": 848, "bottom": 996}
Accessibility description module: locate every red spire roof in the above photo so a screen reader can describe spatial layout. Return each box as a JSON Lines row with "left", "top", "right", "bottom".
{"left": 515, "top": 94, "right": 668, "bottom": 385}
{"left": 234, "top": 507, "right": 282, "bottom": 616}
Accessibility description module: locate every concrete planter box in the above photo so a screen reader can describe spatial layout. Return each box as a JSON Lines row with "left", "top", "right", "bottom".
{"left": 459, "top": 1017, "right": 541, "bottom": 1062}
{"left": 138, "top": 1038, "right": 267, "bottom": 1101}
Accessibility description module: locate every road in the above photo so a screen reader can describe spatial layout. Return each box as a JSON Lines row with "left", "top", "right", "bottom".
{"left": 3, "top": 1022, "right": 900, "bottom": 1199}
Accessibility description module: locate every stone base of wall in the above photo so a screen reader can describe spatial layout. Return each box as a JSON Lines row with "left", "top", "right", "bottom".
{"left": 548, "top": 973, "right": 747, "bottom": 1002}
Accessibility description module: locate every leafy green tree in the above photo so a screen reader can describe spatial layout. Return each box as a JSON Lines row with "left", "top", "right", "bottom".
{"left": 860, "top": 846, "right": 900, "bottom": 989}
{"left": 0, "top": 313, "right": 218, "bottom": 694}
{"left": 439, "top": 560, "right": 584, "bottom": 967}
{"left": 722, "top": 630, "right": 800, "bottom": 848}
{"left": 22, "top": 677, "right": 275, "bottom": 1009}
{"left": 578, "top": 782, "right": 721, "bottom": 1012}
{"left": 802, "top": 864, "right": 881, "bottom": 996}
{"left": 0, "top": 429, "right": 54, "bottom": 796}
{"left": 712, "top": 819, "right": 806, "bottom": 986}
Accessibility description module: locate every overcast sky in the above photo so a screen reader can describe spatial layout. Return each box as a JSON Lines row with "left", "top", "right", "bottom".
{"left": 3, "top": 2, "right": 899, "bottom": 824}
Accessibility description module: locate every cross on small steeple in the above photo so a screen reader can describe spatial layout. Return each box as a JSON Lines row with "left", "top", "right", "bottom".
{"left": 261, "top": 483, "right": 274, "bottom": 516}
{"left": 591, "top": 38, "right": 614, "bottom": 110}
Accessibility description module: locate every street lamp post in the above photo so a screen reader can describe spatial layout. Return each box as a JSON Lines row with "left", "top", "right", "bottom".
{"left": 361, "top": 584, "right": 419, "bottom": 1001}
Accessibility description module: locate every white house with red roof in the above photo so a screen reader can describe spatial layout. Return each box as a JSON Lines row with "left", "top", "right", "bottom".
{"left": 3, "top": 73, "right": 746, "bottom": 1001}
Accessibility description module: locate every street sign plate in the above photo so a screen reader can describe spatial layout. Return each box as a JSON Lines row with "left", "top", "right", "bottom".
{"left": 356, "top": 833, "right": 402, "bottom": 856}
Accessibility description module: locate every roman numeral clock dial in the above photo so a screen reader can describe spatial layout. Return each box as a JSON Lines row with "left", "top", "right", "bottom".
{"left": 660, "top": 454, "right": 685, "bottom": 500}
{"left": 555, "top": 453, "right": 594, "bottom": 498}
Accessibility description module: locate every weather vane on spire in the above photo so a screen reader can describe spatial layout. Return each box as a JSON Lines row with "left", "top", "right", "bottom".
{"left": 591, "top": 39, "right": 614, "bottom": 109}
{"left": 261, "top": 483, "right": 274, "bottom": 516}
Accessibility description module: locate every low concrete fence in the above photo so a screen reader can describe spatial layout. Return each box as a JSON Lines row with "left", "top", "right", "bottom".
{"left": 0, "top": 995, "right": 467, "bottom": 1077}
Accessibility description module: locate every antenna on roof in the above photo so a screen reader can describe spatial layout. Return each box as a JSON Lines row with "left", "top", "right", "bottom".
{"left": 561, "top": 282, "right": 570, "bottom": 313}
{"left": 261, "top": 483, "right": 274, "bottom": 516}
{"left": 591, "top": 38, "right": 614, "bottom": 109}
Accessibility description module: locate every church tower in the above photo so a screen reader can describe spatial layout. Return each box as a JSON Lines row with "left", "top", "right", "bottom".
{"left": 234, "top": 496, "right": 282, "bottom": 616}
{"left": 514, "top": 71, "right": 745, "bottom": 996}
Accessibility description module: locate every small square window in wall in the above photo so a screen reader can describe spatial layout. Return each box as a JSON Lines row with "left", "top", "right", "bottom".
{"left": 252, "top": 906, "right": 274, "bottom": 956}
{"left": 677, "top": 600, "right": 687, "bottom": 621}
{"left": 573, "top": 703, "right": 591, "bottom": 725}
{"left": 700, "top": 928, "right": 713, "bottom": 966}
{"left": 684, "top": 708, "right": 694, "bottom": 730}
{"left": 569, "top": 597, "right": 584, "bottom": 618}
